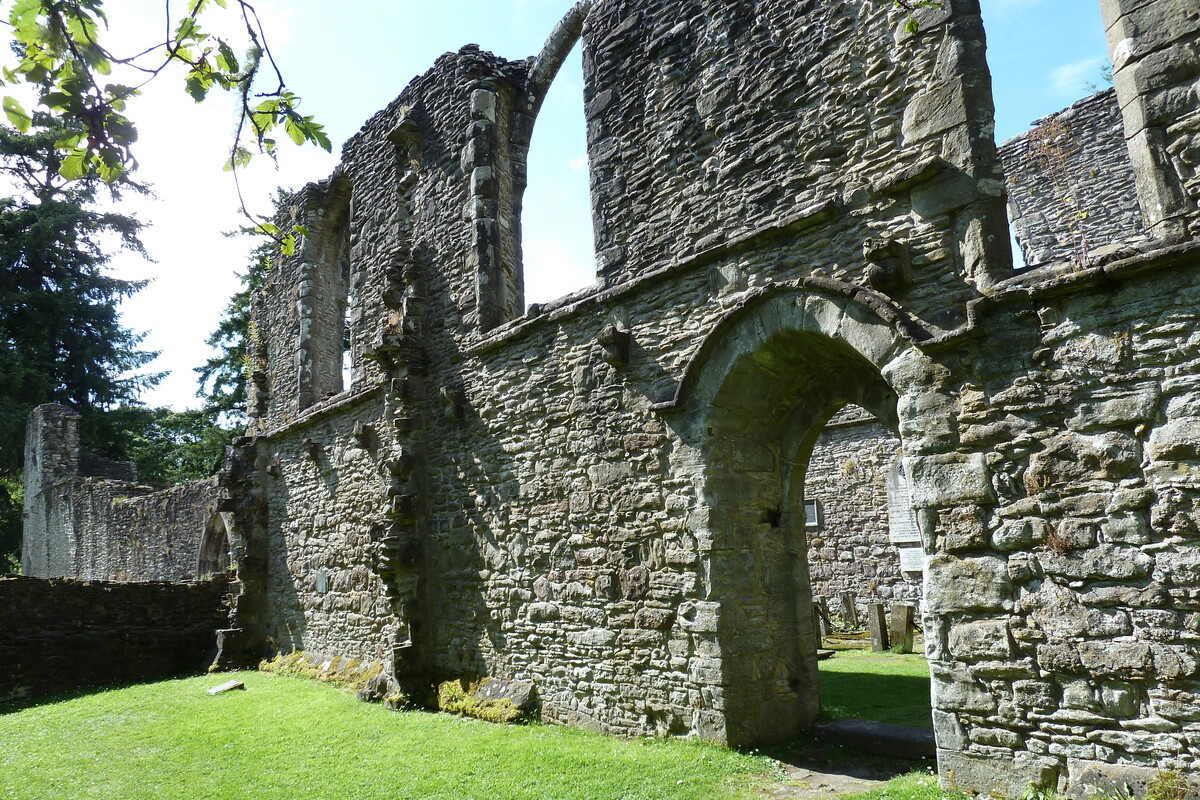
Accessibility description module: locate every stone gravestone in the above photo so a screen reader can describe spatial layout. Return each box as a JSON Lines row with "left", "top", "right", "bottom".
{"left": 867, "top": 603, "right": 889, "bottom": 652}
{"left": 813, "top": 597, "right": 831, "bottom": 639}
{"left": 839, "top": 591, "right": 858, "bottom": 629}
{"left": 889, "top": 604, "right": 915, "bottom": 654}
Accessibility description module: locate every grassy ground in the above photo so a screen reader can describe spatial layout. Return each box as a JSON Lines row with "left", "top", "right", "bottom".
{"left": 0, "top": 671, "right": 771, "bottom": 800}
{"left": 0, "top": 655, "right": 949, "bottom": 800}
{"left": 818, "top": 650, "right": 933, "bottom": 729}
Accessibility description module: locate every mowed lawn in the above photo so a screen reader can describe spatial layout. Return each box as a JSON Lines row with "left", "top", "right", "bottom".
{"left": 0, "top": 671, "right": 771, "bottom": 800}
{"left": 818, "top": 650, "right": 933, "bottom": 729}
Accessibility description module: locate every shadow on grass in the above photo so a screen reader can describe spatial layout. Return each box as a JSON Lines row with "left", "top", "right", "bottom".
{"left": 757, "top": 732, "right": 937, "bottom": 783}
{"left": 0, "top": 669, "right": 209, "bottom": 716}
{"left": 819, "top": 669, "right": 933, "bottom": 729}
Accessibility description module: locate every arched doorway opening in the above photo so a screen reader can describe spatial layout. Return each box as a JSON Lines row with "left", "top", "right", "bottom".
{"left": 198, "top": 513, "right": 233, "bottom": 579}
{"left": 672, "top": 287, "right": 931, "bottom": 747}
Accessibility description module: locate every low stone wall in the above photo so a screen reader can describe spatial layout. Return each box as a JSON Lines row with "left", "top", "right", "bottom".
{"left": 0, "top": 576, "right": 231, "bottom": 704}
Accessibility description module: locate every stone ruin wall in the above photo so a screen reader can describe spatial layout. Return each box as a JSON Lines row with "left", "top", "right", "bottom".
{"left": 1001, "top": 88, "right": 1146, "bottom": 268}
{"left": 1101, "top": 0, "right": 1200, "bottom": 242}
{"left": 245, "top": 0, "right": 1010, "bottom": 740}
{"left": 0, "top": 575, "right": 230, "bottom": 704}
{"left": 233, "top": 0, "right": 1200, "bottom": 793}
{"left": 20, "top": 0, "right": 1200, "bottom": 796}
{"left": 21, "top": 404, "right": 222, "bottom": 582}
{"left": 804, "top": 408, "right": 922, "bottom": 622}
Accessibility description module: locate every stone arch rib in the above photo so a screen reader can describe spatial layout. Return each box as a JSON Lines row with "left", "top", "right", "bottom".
{"left": 654, "top": 279, "right": 932, "bottom": 419}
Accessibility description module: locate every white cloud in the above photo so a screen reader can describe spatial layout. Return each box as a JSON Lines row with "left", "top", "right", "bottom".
{"left": 1048, "top": 56, "right": 1107, "bottom": 97}
{"left": 567, "top": 156, "right": 588, "bottom": 172}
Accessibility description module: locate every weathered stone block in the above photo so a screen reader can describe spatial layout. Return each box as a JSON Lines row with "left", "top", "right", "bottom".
{"left": 1149, "top": 417, "right": 1200, "bottom": 461}
{"left": 925, "top": 554, "right": 1012, "bottom": 614}
{"left": 930, "top": 664, "right": 996, "bottom": 713}
{"left": 677, "top": 600, "right": 720, "bottom": 634}
{"left": 906, "top": 454, "right": 994, "bottom": 508}
{"left": 939, "top": 750, "right": 1059, "bottom": 798}
{"left": 1039, "top": 545, "right": 1152, "bottom": 582}
{"left": 1063, "top": 760, "right": 1190, "bottom": 800}
{"left": 993, "top": 518, "right": 1047, "bottom": 551}
{"left": 948, "top": 619, "right": 1012, "bottom": 661}
{"left": 1077, "top": 640, "right": 1153, "bottom": 677}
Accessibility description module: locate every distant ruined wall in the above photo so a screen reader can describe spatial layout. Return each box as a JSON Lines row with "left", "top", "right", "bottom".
{"left": 1000, "top": 89, "right": 1146, "bottom": 267}
{"left": 21, "top": 404, "right": 221, "bottom": 582}
{"left": 804, "top": 408, "right": 921, "bottom": 619}
{"left": 0, "top": 576, "right": 230, "bottom": 704}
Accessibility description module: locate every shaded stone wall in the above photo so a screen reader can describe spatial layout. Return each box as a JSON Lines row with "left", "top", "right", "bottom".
{"left": 582, "top": 0, "right": 1011, "bottom": 310}
{"left": 804, "top": 408, "right": 921, "bottom": 619}
{"left": 0, "top": 576, "right": 230, "bottom": 704}
{"left": 1000, "top": 89, "right": 1146, "bottom": 267}
{"left": 258, "top": 395, "right": 407, "bottom": 667}
{"left": 222, "top": 0, "right": 1200, "bottom": 795}
{"left": 21, "top": 404, "right": 220, "bottom": 582}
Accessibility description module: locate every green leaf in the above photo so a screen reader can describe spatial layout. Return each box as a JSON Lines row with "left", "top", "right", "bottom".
{"left": 3, "top": 96, "right": 31, "bottom": 131}
{"left": 223, "top": 145, "right": 253, "bottom": 171}
{"left": 216, "top": 40, "right": 239, "bottom": 74}
{"left": 54, "top": 131, "right": 85, "bottom": 150}
{"left": 59, "top": 151, "right": 87, "bottom": 180}
{"left": 40, "top": 91, "right": 72, "bottom": 109}
{"left": 185, "top": 75, "right": 210, "bottom": 103}
{"left": 280, "top": 234, "right": 297, "bottom": 257}
{"left": 905, "top": 18, "right": 919, "bottom": 34}
{"left": 283, "top": 117, "right": 306, "bottom": 146}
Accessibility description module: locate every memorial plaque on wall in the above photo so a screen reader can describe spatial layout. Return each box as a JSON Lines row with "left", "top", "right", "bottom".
{"left": 898, "top": 545, "right": 926, "bottom": 573}
{"left": 887, "top": 460, "right": 922, "bottom": 545}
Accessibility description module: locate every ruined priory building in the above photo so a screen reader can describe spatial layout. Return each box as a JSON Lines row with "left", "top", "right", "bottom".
{"left": 22, "top": 0, "right": 1200, "bottom": 795}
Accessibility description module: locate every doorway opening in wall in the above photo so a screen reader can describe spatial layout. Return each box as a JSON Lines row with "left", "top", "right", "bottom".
{"left": 522, "top": 44, "right": 597, "bottom": 309}
{"left": 198, "top": 513, "right": 232, "bottom": 579}
{"left": 802, "top": 404, "right": 931, "bottom": 733}
{"left": 697, "top": 315, "right": 935, "bottom": 771}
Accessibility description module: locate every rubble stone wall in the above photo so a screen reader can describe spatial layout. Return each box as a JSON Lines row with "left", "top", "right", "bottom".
{"left": 21, "top": 404, "right": 219, "bottom": 582}
{"left": 1000, "top": 89, "right": 1146, "bottom": 267}
{"left": 804, "top": 409, "right": 921, "bottom": 619}
{"left": 230, "top": 0, "right": 1200, "bottom": 792}
{"left": 22, "top": 0, "right": 1200, "bottom": 796}
{"left": 0, "top": 576, "right": 230, "bottom": 704}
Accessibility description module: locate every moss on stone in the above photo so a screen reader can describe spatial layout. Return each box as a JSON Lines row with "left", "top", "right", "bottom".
{"left": 437, "top": 678, "right": 521, "bottom": 724}
{"left": 258, "top": 650, "right": 382, "bottom": 693}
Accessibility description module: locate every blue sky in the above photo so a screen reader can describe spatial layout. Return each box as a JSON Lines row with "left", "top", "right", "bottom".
{"left": 83, "top": 0, "right": 1111, "bottom": 410}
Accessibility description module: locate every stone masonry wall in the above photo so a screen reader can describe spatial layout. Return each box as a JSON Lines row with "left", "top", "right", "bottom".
{"left": 259, "top": 395, "right": 407, "bottom": 667}
{"left": 229, "top": 0, "right": 1200, "bottom": 796}
{"left": 1102, "top": 0, "right": 1200, "bottom": 242}
{"left": 22, "top": 404, "right": 220, "bottom": 582}
{"left": 915, "top": 255, "right": 1200, "bottom": 795}
{"left": 805, "top": 408, "right": 922, "bottom": 620}
{"left": 0, "top": 576, "right": 230, "bottom": 704}
{"left": 582, "top": 0, "right": 1011, "bottom": 313}
{"left": 1000, "top": 89, "right": 1146, "bottom": 267}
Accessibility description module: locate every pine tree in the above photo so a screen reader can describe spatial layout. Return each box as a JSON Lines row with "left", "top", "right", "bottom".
{"left": 0, "top": 113, "right": 159, "bottom": 569}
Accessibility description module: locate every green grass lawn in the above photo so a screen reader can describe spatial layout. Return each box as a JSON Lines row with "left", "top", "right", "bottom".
{"left": 0, "top": 662, "right": 949, "bottom": 800}
{"left": 0, "top": 672, "right": 771, "bottom": 800}
{"left": 818, "top": 650, "right": 933, "bottom": 729}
